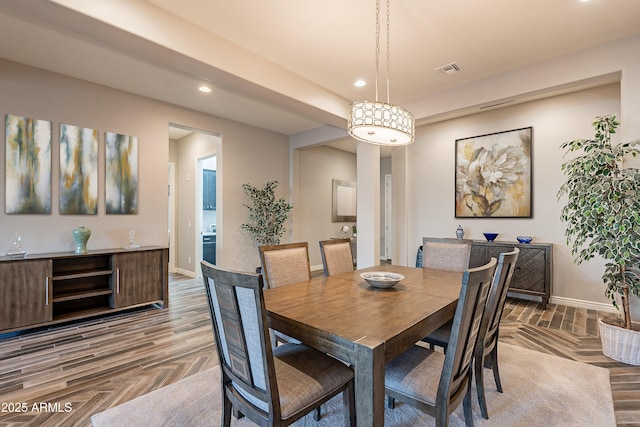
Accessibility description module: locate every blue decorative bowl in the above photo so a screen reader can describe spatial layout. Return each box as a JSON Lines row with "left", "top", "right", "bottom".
{"left": 517, "top": 236, "right": 533, "bottom": 244}
{"left": 483, "top": 233, "right": 499, "bottom": 242}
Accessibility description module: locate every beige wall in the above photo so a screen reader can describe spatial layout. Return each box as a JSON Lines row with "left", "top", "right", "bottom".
{"left": 0, "top": 58, "right": 289, "bottom": 274}
{"left": 407, "top": 83, "right": 621, "bottom": 310}
{"left": 175, "top": 131, "right": 218, "bottom": 274}
{"left": 168, "top": 139, "right": 179, "bottom": 163}
{"left": 295, "top": 147, "right": 392, "bottom": 267}
{"left": 296, "top": 145, "right": 356, "bottom": 268}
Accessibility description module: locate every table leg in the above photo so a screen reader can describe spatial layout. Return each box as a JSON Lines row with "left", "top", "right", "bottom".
{"left": 354, "top": 337, "right": 385, "bottom": 427}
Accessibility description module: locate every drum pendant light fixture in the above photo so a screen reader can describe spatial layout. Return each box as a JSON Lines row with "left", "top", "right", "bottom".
{"left": 348, "top": 0, "right": 415, "bottom": 146}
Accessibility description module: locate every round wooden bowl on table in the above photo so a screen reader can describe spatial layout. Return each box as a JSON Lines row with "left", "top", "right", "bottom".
{"left": 360, "top": 271, "right": 405, "bottom": 289}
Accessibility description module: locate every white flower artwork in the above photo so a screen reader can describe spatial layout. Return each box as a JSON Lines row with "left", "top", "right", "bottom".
{"left": 455, "top": 127, "right": 532, "bottom": 218}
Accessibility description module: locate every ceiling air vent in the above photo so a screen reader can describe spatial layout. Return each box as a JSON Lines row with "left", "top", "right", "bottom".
{"left": 436, "top": 62, "right": 461, "bottom": 75}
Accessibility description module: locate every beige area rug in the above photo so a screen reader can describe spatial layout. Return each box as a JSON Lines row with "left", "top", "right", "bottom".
{"left": 91, "top": 343, "right": 615, "bottom": 426}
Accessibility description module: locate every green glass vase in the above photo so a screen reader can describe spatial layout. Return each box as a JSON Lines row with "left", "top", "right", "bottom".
{"left": 73, "top": 226, "right": 91, "bottom": 254}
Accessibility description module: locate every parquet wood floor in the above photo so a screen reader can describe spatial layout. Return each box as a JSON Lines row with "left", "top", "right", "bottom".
{"left": 0, "top": 273, "right": 639, "bottom": 426}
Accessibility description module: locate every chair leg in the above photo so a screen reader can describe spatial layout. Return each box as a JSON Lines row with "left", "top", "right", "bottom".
{"left": 475, "top": 354, "right": 489, "bottom": 420}
{"left": 223, "top": 395, "right": 233, "bottom": 427}
{"left": 343, "top": 380, "right": 356, "bottom": 427}
{"left": 232, "top": 408, "right": 243, "bottom": 419}
{"left": 313, "top": 406, "right": 321, "bottom": 421}
{"left": 463, "top": 379, "right": 475, "bottom": 427}
{"left": 435, "top": 401, "right": 449, "bottom": 427}
{"left": 490, "top": 345, "right": 503, "bottom": 393}
{"left": 386, "top": 395, "right": 395, "bottom": 409}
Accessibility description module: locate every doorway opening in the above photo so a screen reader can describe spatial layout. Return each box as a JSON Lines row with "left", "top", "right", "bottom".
{"left": 168, "top": 124, "right": 221, "bottom": 278}
{"left": 384, "top": 173, "right": 392, "bottom": 261}
{"left": 198, "top": 154, "right": 217, "bottom": 270}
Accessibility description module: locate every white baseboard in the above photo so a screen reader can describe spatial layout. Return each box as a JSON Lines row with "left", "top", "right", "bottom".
{"left": 175, "top": 267, "right": 197, "bottom": 278}
{"left": 508, "top": 291, "right": 618, "bottom": 313}
{"left": 549, "top": 296, "right": 618, "bottom": 313}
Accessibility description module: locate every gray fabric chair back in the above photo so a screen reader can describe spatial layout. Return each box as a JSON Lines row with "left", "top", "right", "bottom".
{"left": 422, "top": 237, "right": 473, "bottom": 272}
{"left": 259, "top": 242, "right": 311, "bottom": 346}
{"left": 319, "top": 238, "right": 354, "bottom": 276}
{"left": 201, "top": 261, "right": 276, "bottom": 415}
{"left": 473, "top": 247, "right": 520, "bottom": 419}
{"left": 440, "top": 257, "right": 496, "bottom": 409}
{"left": 419, "top": 248, "right": 520, "bottom": 420}
{"left": 259, "top": 242, "right": 311, "bottom": 288}
{"left": 480, "top": 248, "right": 519, "bottom": 353}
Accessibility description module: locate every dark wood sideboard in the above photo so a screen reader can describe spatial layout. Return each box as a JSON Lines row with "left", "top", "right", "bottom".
{"left": 469, "top": 240, "right": 553, "bottom": 309}
{"left": 0, "top": 246, "right": 168, "bottom": 334}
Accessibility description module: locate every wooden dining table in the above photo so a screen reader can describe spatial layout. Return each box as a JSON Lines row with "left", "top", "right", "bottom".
{"left": 264, "top": 264, "right": 462, "bottom": 427}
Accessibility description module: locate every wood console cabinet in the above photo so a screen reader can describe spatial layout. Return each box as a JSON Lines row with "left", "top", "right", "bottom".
{"left": 469, "top": 241, "right": 553, "bottom": 309}
{"left": 0, "top": 246, "right": 168, "bottom": 333}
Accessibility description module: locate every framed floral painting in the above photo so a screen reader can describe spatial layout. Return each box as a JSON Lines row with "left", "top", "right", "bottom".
{"left": 455, "top": 127, "right": 532, "bottom": 218}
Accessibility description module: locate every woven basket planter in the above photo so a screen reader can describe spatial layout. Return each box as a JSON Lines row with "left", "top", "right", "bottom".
{"left": 599, "top": 317, "right": 640, "bottom": 366}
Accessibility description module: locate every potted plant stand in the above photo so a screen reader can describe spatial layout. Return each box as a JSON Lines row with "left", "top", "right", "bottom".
{"left": 599, "top": 318, "right": 640, "bottom": 366}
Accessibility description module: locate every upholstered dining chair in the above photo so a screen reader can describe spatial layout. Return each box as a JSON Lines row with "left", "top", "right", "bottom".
{"left": 259, "top": 242, "right": 311, "bottom": 289}
{"left": 258, "top": 242, "right": 311, "bottom": 347}
{"left": 201, "top": 261, "right": 356, "bottom": 427}
{"left": 258, "top": 241, "right": 329, "bottom": 421}
{"left": 385, "top": 257, "right": 497, "bottom": 427}
{"left": 422, "top": 248, "right": 520, "bottom": 419}
{"left": 422, "top": 237, "right": 473, "bottom": 272}
{"left": 319, "top": 238, "right": 354, "bottom": 276}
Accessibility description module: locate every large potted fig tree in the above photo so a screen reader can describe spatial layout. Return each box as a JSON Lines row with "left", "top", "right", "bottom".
{"left": 558, "top": 114, "right": 640, "bottom": 365}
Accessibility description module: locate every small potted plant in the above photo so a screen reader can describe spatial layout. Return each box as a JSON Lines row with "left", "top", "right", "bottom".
{"left": 557, "top": 114, "right": 640, "bottom": 365}
{"left": 241, "top": 180, "right": 293, "bottom": 246}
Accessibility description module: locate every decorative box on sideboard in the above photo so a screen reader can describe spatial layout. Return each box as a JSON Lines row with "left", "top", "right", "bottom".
{"left": 469, "top": 241, "right": 553, "bottom": 309}
{"left": 0, "top": 246, "right": 168, "bottom": 334}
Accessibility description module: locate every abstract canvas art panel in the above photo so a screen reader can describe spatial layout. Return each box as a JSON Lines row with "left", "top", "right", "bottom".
{"left": 60, "top": 124, "right": 98, "bottom": 214}
{"left": 455, "top": 127, "right": 532, "bottom": 218}
{"left": 105, "top": 131, "right": 138, "bottom": 214}
{"left": 5, "top": 114, "right": 52, "bottom": 214}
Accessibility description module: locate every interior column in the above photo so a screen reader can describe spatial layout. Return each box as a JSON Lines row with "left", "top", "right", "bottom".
{"left": 356, "top": 141, "right": 380, "bottom": 268}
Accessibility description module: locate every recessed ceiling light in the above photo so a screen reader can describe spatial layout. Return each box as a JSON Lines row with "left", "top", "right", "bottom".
{"left": 354, "top": 80, "right": 366, "bottom": 87}
{"left": 198, "top": 86, "right": 212, "bottom": 93}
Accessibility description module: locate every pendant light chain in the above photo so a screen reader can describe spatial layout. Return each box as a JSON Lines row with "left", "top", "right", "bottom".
{"left": 385, "top": 0, "right": 391, "bottom": 103}
{"left": 375, "top": 0, "right": 380, "bottom": 103}
{"left": 346, "top": 0, "right": 415, "bottom": 146}
{"left": 375, "top": 0, "right": 392, "bottom": 103}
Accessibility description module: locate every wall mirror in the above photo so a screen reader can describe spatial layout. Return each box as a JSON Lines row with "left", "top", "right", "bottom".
{"left": 332, "top": 179, "right": 356, "bottom": 222}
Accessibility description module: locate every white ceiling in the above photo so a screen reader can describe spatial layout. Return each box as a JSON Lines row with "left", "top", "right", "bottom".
{"left": 0, "top": 0, "right": 639, "bottom": 142}
{"left": 168, "top": 127, "right": 193, "bottom": 141}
